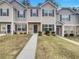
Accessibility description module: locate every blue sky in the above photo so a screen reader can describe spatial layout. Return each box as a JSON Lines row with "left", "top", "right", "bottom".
{"left": 19, "top": 0, "right": 79, "bottom": 7}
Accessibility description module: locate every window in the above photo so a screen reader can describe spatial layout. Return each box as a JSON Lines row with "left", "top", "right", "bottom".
{"left": 42, "top": 9, "right": 54, "bottom": 16}
{"left": 44, "top": 10, "right": 48, "bottom": 16}
{"left": 42, "top": 24, "right": 54, "bottom": 32}
{"left": 30, "top": 9, "right": 38, "bottom": 17}
{"left": 17, "top": 24, "right": 21, "bottom": 31}
{"left": 18, "top": 10, "right": 25, "bottom": 18}
{"left": 61, "top": 15, "right": 71, "bottom": 21}
{"left": 16, "top": 24, "right": 27, "bottom": 31}
{"left": 22, "top": 24, "right": 27, "bottom": 31}
{"left": 0, "top": 9, "right": 9, "bottom": 16}
{"left": 49, "top": 10, "right": 54, "bottom": 16}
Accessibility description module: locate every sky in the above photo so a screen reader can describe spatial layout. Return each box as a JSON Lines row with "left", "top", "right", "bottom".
{"left": 19, "top": 0, "right": 79, "bottom": 7}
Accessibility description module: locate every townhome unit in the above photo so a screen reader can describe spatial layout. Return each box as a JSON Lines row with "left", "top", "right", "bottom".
{"left": 0, "top": 0, "right": 79, "bottom": 36}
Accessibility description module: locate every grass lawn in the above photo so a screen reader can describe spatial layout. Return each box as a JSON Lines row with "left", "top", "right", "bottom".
{"left": 67, "top": 36, "right": 79, "bottom": 42}
{"left": 0, "top": 34, "right": 31, "bottom": 59}
{"left": 36, "top": 35, "right": 79, "bottom": 59}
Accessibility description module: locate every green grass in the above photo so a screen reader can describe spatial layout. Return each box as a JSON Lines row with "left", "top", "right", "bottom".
{"left": 67, "top": 36, "right": 79, "bottom": 42}
{"left": 36, "top": 35, "right": 79, "bottom": 59}
{"left": 0, "top": 34, "right": 31, "bottom": 59}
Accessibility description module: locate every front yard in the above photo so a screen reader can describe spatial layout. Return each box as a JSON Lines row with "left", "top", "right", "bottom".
{"left": 0, "top": 34, "right": 31, "bottom": 59}
{"left": 36, "top": 35, "right": 79, "bottom": 59}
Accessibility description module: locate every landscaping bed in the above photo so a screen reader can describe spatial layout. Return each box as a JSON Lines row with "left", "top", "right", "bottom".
{"left": 0, "top": 34, "right": 31, "bottom": 59}
{"left": 36, "top": 35, "right": 79, "bottom": 59}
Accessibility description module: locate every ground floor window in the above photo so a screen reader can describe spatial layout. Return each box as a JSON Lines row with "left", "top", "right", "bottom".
{"left": 64, "top": 26, "right": 75, "bottom": 34}
{"left": 15, "top": 24, "right": 27, "bottom": 31}
{"left": 42, "top": 24, "right": 54, "bottom": 32}
{"left": 1, "top": 24, "right": 6, "bottom": 33}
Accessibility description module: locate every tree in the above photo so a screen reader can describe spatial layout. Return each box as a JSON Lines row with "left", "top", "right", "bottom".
{"left": 22, "top": 0, "right": 30, "bottom": 5}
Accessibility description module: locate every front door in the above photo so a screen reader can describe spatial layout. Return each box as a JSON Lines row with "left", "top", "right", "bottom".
{"left": 7, "top": 25, "right": 11, "bottom": 33}
{"left": 56, "top": 26, "right": 62, "bottom": 36}
{"left": 56, "top": 27, "right": 60, "bottom": 35}
{"left": 34, "top": 25, "right": 38, "bottom": 33}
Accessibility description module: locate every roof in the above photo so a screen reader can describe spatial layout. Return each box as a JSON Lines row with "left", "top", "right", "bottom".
{"left": 10, "top": 0, "right": 26, "bottom": 8}
{"left": 58, "top": 8, "right": 75, "bottom": 13}
{"left": 39, "top": 1, "right": 58, "bottom": 8}
{"left": 0, "top": 0, "right": 13, "bottom": 7}
{"left": 28, "top": 6, "right": 40, "bottom": 9}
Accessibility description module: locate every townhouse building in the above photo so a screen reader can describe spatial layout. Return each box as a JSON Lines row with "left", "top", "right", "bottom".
{"left": 0, "top": 0, "right": 79, "bottom": 36}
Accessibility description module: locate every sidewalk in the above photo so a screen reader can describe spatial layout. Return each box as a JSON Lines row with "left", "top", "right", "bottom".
{"left": 0, "top": 34, "right": 5, "bottom": 36}
{"left": 16, "top": 34, "right": 38, "bottom": 59}
{"left": 58, "top": 36, "right": 79, "bottom": 46}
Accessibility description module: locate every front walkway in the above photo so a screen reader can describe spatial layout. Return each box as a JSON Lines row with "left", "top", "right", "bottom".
{"left": 16, "top": 34, "right": 38, "bottom": 59}
{"left": 0, "top": 34, "right": 5, "bottom": 36}
{"left": 58, "top": 36, "right": 79, "bottom": 46}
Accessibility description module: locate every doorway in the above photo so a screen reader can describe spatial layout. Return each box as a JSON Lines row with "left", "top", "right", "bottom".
{"left": 34, "top": 25, "right": 38, "bottom": 33}
{"left": 7, "top": 25, "right": 11, "bottom": 33}
{"left": 56, "top": 26, "right": 62, "bottom": 36}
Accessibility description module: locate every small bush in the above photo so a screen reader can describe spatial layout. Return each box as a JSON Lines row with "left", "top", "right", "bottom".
{"left": 24, "top": 32, "right": 27, "bottom": 34}
{"left": 51, "top": 32, "right": 56, "bottom": 36}
{"left": 20, "top": 32, "right": 23, "bottom": 34}
{"left": 77, "top": 35, "right": 79, "bottom": 37}
{"left": 45, "top": 31, "right": 50, "bottom": 36}
{"left": 64, "top": 34, "right": 68, "bottom": 37}
{"left": 14, "top": 32, "right": 17, "bottom": 34}
{"left": 38, "top": 31, "right": 42, "bottom": 36}
{"left": 70, "top": 34, "right": 74, "bottom": 36}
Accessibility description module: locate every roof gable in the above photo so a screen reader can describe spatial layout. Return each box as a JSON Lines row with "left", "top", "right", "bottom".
{"left": 39, "top": 1, "right": 57, "bottom": 8}
{"left": 0, "top": 0, "right": 13, "bottom": 7}
{"left": 10, "top": 0, "right": 26, "bottom": 8}
{"left": 58, "top": 8, "right": 75, "bottom": 13}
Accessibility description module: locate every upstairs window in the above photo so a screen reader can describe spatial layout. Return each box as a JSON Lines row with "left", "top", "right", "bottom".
{"left": 18, "top": 10, "right": 25, "bottom": 18}
{"left": 30, "top": 9, "right": 38, "bottom": 17}
{"left": 42, "top": 9, "right": 54, "bottom": 16}
{"left": 60, "top": 15, "right": 71, "bottom": 21}
{"left": 0, "top": 9, "right": 9, "bottom": 16}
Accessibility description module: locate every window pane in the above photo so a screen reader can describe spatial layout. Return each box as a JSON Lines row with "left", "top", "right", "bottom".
{"left": 2, "top": 9, "right": 7, "bottom": 16}
{"left": 17, "top": 24, "right": 21, "bottom": 31}
{"left": 62, "top": 15, "right": 70, "bottom": 20}
{"left": 22, "top": 24, "right": 27, "bottom": 31}
{"left": 44, "top": 10, "right": 48, "bottom": 16}
{"left": 18, "top": 10, "right": 25, "bottom": 18}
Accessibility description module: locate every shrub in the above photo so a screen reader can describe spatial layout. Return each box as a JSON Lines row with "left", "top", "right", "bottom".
{"left": 51, "top": 32, "right": 56, "bottom": 36}
{"left": 77, "top": 35, "right": 79, "bottom": 37}
{"left": 20, "top": 32, "right": 23, "bottom": 34}
{"left": 45, "top": 31, "right": 50, "bottom": 36}
{"left": 64, "top": 34, "right": 68, "bottom": 37}
{"left": 38, "top": 31, "right": 42, "bottom": 36}
{"left": 14, "top": 32, "right": 17, "bottom": 34}
{"left": 24, "top": 32, "right": 27, "bottom": 34}
{"left": 70, "top": 34, "right": 74, "bottom": 36}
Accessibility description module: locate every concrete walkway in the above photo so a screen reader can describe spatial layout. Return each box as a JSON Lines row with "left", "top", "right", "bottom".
{"left": 0, "top": 34, "right": 5, "bottom": 36}
{"left": 58, "top": 36, "right": 79, "bottom": 46}
{"left": 16, "top": 34, "right": 38, "bottom": 59}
